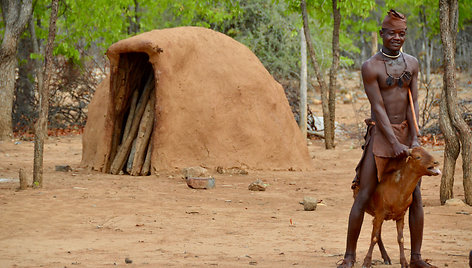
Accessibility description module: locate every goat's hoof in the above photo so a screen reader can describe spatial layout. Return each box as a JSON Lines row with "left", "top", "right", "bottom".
{"left": 399, "top": 258, "right": 409, "bottom": 267}
{"left": 361, "top": 259, "right": 372, "bottom": 268}
{"left": 336, "top": 258, "right": 355, "bottom": 268}
{"left": 382, "top": 255, "right": 392, "bottom": 265}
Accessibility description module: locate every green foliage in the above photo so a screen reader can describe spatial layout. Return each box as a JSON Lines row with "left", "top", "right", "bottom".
{"left": 226, "top": 0, "right": 303, "bottom": 79}
{"left": 31, "top": 0, "right": 241, "bottom": 63}
{"left": 459, "top": 1, "right": 472, "bottom": 29}
{"left": 54, "top": 42, "right": 80, "bottom": 64}
{"left": 0, "top": 7, "right": 4, "bottom": 40}
{"left": 25, "top": 0, "right": 472, "bottom": 79}
{"left": 283, "top": 0, "right": 375, "bottom": 70}
{"left": 30, "top": 52, "right": 43, "bottom": 60}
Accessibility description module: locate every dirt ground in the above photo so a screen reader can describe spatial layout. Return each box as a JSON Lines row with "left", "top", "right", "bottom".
{"left": 1, "top": 74, "right": 472, "bottom": 267}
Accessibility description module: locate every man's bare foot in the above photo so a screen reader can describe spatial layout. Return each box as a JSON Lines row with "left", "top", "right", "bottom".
{"left": 410, "top": 254, "right": 437, "bottom": 268}
{"left": 336, "top": 254, "right": 355, "bottom": 268}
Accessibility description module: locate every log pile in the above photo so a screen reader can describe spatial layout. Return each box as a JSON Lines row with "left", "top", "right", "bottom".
{"left": 109, "top": 74, "right": 155, "bottom": 176}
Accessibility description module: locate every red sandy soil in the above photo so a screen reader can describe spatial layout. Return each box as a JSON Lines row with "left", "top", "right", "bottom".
{"left": 1, "top": 71, "right": 471, "bottom": 267}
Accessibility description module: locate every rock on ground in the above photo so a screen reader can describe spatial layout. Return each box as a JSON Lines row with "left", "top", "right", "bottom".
{"left": 182, "top": 166, "right": 209, "bottom": 178}
{"left": 303, "top": 196, "right": 318, "bottom": 211}
{"left": 248, "top": 179, "right": 267, "bottom": 191}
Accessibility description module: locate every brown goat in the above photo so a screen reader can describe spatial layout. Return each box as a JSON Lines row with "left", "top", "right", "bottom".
{"left": 353, "top": 147, "right": 441, "bottom": 268}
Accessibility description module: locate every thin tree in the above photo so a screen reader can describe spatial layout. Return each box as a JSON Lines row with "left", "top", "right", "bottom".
{"left": 0, "top": 0, "right": 33, "bottom": 140}
{"left": 370, "top": 31, "right": 377, "bottom": 57}
{"left": 438, "top": 0, "right": 472, "bottom": 205}
{"left": 33, "top": 0, "right": 60, "bottom": 188}
{"left": 300, "top": 0, "right": 332, "bottom": 149}
{"left": 299, "top": 26, "right": 308, "bottom": 139}
{"left": 327, "top": 0, "right": 340, "bottom": 148}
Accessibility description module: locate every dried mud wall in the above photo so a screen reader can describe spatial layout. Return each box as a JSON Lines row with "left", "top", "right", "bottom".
{"left": 82, "top": 27, "right": 312, "bottom": 173}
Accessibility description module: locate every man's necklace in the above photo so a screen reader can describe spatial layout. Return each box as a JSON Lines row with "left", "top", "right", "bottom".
{"left": 380, "top": 48, "right": 401, "bottom": 59}
{"left": 382, "top": 52, "right": 412, "bottom": 87}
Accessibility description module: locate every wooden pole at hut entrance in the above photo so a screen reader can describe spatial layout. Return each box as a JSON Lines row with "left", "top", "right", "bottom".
{"left": 126, "top": 138, "right": 137, "bottom": 173}
{"left": 110, "top": 75, "right": 154, "bottom": 174}
{"left": 142, "top": 143, "right": 152, "bottom": 175}
{"left": 122, "top": 90, "right": 139, "bottom": 143}
{"left": 131, "top": 94, "right": 155, "bottom": 176}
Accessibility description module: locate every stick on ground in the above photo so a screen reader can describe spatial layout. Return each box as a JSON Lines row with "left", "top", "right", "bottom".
{"left": 19, "top": 168, "right": 28, "bottom": 190}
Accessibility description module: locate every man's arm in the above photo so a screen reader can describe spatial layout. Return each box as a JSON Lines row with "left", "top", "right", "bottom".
{"left": 362, "top": 60, "right": 409, "bottom": 157}
{"left": 406, "top": 56, "right": 420, "bottom": 148}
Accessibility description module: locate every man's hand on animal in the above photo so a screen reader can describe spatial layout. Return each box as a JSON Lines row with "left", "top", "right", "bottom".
{"left": 392, "top": 142, "right": 410, "bottom": 158}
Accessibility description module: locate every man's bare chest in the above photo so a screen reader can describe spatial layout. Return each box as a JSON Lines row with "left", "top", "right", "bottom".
{"left": 376, "top": 57, "right": 412, "bottom": 88}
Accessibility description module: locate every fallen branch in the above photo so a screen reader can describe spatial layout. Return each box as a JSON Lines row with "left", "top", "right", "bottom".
{"left": 307, "top": 129, "right": 325, "bottom": 139}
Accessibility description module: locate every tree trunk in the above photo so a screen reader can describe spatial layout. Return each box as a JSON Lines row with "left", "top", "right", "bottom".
{"left": 33, "top": 0, "right": 59, "bottom": 188}
{"left": 300, "top": 0, "right": 331, "bottom": 149}
{"left": 327, "top": 0, "right": 340, "bottom": 148}
{"left": 439, "top": 89, "right": 460, "bottom": 204}
{"left": 420, "top": 6, "right": 434, "bottom": 87}
{"left": 426, "top": 42, "right": 433, "bottom": 84}
{"left": 370, "top": 31, "right": 377, "bottom": 57}
{"left": 0, "top": 0, "right": 33, "bottom": 140}
{"left": 439, "top": 0, "right": 472, "bottom": 205}
{"left": 14, "top": 16, "right": 38, "bottom": 133}
{"left": 29, "top": 15, "right": 44, "bottom": 104}
{"left": 127, "top": 0, "right": 140, "bottom": 34}
{"left": 299, "top": 26, "right": 307, "bottom": 140}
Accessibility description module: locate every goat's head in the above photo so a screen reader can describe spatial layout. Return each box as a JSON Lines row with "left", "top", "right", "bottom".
{"left": 406, "top": 147, "right": 441, "bottom": 176}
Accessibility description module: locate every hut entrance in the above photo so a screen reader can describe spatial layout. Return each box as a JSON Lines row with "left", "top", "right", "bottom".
{"left": 107, "top": 52, "right": 155, "bottom": 176}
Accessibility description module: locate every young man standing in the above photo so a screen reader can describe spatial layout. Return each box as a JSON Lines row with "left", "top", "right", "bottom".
{"left": 337, "top": 10, "right": 436, "bottom": 268}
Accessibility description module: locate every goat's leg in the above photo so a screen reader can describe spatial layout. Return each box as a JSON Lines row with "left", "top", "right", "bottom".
{"left": 377, "top": 229, "right": 392, "bottom": 265}
{"left": 396, "top": 217, "right": 408, "bottom": 268}
{"left": 362, "top": 218, "right": 383, "bottom": 268}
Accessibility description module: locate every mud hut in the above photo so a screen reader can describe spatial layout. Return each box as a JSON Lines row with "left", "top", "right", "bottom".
{"left": 81, "top": 27, "right": 312, "bottom": 175}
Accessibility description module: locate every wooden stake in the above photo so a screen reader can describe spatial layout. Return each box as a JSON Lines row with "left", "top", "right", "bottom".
{"left": 19, "top": 169, "right": 28, "bottom": 190}
{"left": 109, "top": 75, "right": 154, "bottom": 174}
{"left": 408, "top": 89, "right": 420, "bottom": 135}
{"left": 122, "top": 89, "right": 139, "bottom": 143}
{"left": 126, "top": 138, "right": 137, "bottom": 173}
{"left": 131, "top": 95, "right": 155, "bottom": 176}
{"left": 142, "top": 142, "right": 152, "bottom": 176}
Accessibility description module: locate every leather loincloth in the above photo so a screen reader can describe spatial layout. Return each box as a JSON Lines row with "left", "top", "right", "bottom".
{"left": 352, "top": 119, "right": 411, "bottom": 189}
